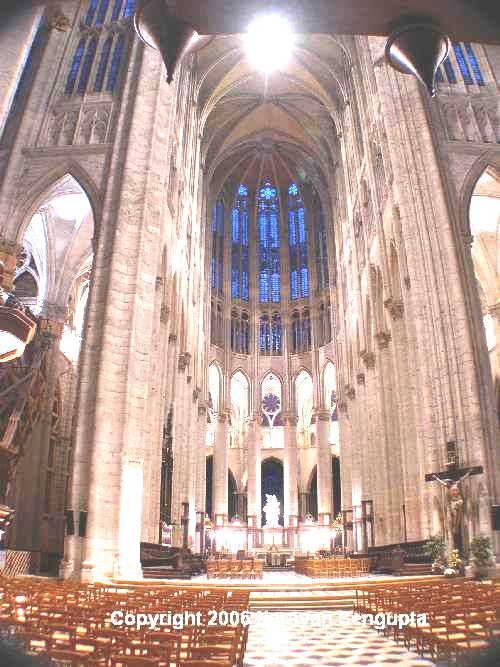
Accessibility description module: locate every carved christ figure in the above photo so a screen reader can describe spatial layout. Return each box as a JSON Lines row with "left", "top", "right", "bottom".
{"left": 432, "top": 470, "right": 472, "bottom": 540}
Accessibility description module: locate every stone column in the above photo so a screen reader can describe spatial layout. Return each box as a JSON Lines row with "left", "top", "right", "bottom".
{"left": 213, "top": 411, "right": 228, "bottom": 526}
{"left": 283, "top": 415, "right": 298, "bottom": 532}
{"left": 246, "top": 415, "right": 261, "bottom": 522}
{"left": 316, "top": 408, "right": 333, "bottom": 525}
{"left": 0, "top": 4, "right": 43, "bottom": 136}
{"left": 115, "top": 454, "right": 144, "bottom": 580}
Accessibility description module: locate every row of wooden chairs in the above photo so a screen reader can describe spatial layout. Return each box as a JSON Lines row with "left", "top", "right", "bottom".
{"left": 354, "top": 579, "right": 500, "bottom": 665}
{"left": 0, "top": 576, "right": 250, "bottom": 666}
{"left": 205, "top": 560, "right": 263, "bottom": 580}
{"left": 295, "top": 557, "right": 371, "bottom": 578}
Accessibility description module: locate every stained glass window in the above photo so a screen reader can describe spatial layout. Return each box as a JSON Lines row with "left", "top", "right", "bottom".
{"left": 464, "top": 43, "right": 485, "bottom": 85}
{"left": 94, "top": 37, "right": 113, "bottom": 92}
{"left": 77, "top": 38, "right": 98, "bottom": 96}
{"left": 258, "top": 180, "right": 280, "bottom": 303}
{"left": 111, "top": 0, "right": 124, "bottom": 21}
{"left": 443, "top": 57, "right": 457, "bottom": 84}
{"left": 66, "top": 38, "right": 86, "bottom": 95}
{"left": 95, "top": 0, "right": 110, "bottom": 26}
{"left": 106, "top": 33, "right": 126, "bottom": 92}
{"left": 260, "top": 314, "right": 271, "bottom": 353}
{"left": 313, "top": 191, "right": 329, "bottom": 292}
{"left": 84, "top": 0, "right": 99, "bottom": 26}
{"left": 288, "top": 182, "right": 309, "bottom": 299}
{"left": 271, "top": 312, "right": 282, "bottom": 354}
{"left": 453, "top": 43, "right": 473, "bottom": 85}
{"left": 231, "top": 184, "right": 249, "bottom": 301}
{"left": 211, "top": 197, "right": 224, "bottom": 293}
{"left": 123, "top": 0, "right": 136, "bottom": 18}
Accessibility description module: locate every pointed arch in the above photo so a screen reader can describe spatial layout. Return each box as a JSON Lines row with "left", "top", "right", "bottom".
{"left": 208, "top": 361, "right": 223, "bottom": 414}
{"left": 12, "top": 164, "right": 101, "bottom": 243}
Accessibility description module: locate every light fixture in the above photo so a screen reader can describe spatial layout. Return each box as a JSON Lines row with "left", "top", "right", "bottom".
{"left": 385, "top": 19, "right": 450, "bottom": 97}
{"left": 0, "top": 302, "right": 36, "bottom": 363}
{"left": 244, "top": 14, "right": 295, "bottom": 74}
{"left": 135, "top": 0, "right": 213, "bottom": 84}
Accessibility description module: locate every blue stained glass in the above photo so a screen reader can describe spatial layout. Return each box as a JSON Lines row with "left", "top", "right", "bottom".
{"left": 435, "top": 68, "right": 444, "bottom": 83}
{"left": 111, "top": 0, "right": 124, "bottom": 21}
{"left": 301, "top": 267, "right": 309, "bottom": 297}
{"left": 211, "top": 197, "right": 224, "bottom": 295}
{"left": 259, "top": 181, "right": 281, "bottom": 303}
{"left": 66, "top": 38, "right": 86, "bottom": 94}
{"left": 453, "top": 43, "right": 473, "bottom": 85}
{"left": 94, "top": 36, "right": 113, "bottom": 92}
{"left": 232, "top": 184, "right": 249, "bottom": 302}
{"left": 95, "top": 0, "right": 109, "bottom": 26}
{"left": 85, "top": 0, "right": 99, "bottom": 26}
{"left": 443, "top": 57, "right": 457, "bottom": 84}
{"left": 242, "top": 212, "right": 248, "bottom": 246}
{"left": 288, "top": 183, "right": 308, "bottom": 299}
{"left": 232, "top": 210, "right": 239, "bottom": 242}
{"left": 123, "top": 0, "right": 136, "bottom": 17}
{"left": 77, "top": 38, "right": 97, "bottom": 95}
{"left": 106, "top": 33, "right": 125, "bottom": 91}
{"left": 464, "top": 43, "right": 485, "bottom": 85}
{"left": 210, "top": 258, "right": 216, "bottom": 289}
{"left": 291, "top": 271, "right": 298, "bottom": 299}
{"left": 314, "top": 193, "right": 329, "bottom": 292}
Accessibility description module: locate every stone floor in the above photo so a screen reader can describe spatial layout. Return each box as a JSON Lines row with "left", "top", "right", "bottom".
{"left": 243, "top": 611, "right": 435, "bottom": 667}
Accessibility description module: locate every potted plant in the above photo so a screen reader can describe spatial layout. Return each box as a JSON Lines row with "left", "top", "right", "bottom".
{"left": 469, "top": 536, "right": 492, "bottom": 579}
{"left": 425, "top": 535, "right": 446, "bottom": 573}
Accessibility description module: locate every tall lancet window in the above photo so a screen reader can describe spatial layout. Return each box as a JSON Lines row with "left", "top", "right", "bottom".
{"left": 313, "top": 191, "right": 329, "bottom": 292}
{"left": 259, "top": 181, "right": 280, "bottom": 303}
{"left": 231, "top": 184, "right": 249, "bottom": 301}
{"left": 288, "top": 182, "right": 309, "bottom": 299}
{"left": 211, "top": 197, "right": 224, "bottom": 294}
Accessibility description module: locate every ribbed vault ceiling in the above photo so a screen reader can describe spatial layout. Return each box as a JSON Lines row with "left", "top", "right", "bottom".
{"left": 196, "top": 35, "right": 351, "bottom": 197}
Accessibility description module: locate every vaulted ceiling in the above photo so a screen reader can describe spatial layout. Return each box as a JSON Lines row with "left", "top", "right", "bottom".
{"left": 196, "top": 35, "right": 350, "bottom": 199}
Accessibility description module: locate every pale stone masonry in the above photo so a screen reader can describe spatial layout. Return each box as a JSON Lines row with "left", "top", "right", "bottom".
{"left": 0, "top": 2, "right": 498, "bottom": 579}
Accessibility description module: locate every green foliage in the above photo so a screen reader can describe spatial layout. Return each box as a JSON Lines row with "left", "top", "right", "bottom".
{"left": 469, "top": 536, "right": 492, "bottom": 566}
{"left": 425, "top": 535, "right": 446, "bottom": 562}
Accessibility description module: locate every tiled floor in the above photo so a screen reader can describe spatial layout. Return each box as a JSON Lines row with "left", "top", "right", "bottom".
{"left": 243, "top": 611, "right": 435, "bottom": 667}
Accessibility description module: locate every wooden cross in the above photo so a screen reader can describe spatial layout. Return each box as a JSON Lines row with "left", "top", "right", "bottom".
{"left": 425, "top": 443, "right": 483, "bottom": 552}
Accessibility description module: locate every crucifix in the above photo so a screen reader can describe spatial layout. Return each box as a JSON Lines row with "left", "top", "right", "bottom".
{"left": 425, "top": 441, "right": 483, "bottom": 553}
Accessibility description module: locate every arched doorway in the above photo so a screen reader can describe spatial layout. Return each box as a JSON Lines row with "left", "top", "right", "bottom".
{"left": 308, "top": 467, "right": 318, "bottom": 519}
{"left": 228, "top": 469, "right": 237, "bottom": 520}
{"left": 205, "top": 456, "right": 213, "bottom": 519}
{"left": 261, "top": 457, "right": 284, "bottom": 526}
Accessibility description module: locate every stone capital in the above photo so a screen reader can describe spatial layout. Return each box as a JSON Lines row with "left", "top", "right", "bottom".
{"left": 488, "top": 302, "right": 500, "bottom": 321}
{"left": 361, "top": 351, "right": 376, "bottom": 369}
{"left": 314, "top": 408, "right": 331, "bottom": 422}
{"left": 356, "top": 371, "right": 365, "bottom": 386}
{"left": 178, "top": 351, "right": 191, "bottom": 371}
{"left": 374, "top": 331, "right": 391, "bottom": 349}
{"left": 216, "top": 411, "right": 227, "bottom": 423}
{"left": 160, "top": 305, "right": 169, "bottom": 323}
{"left": 346, "top": 385, "right": 356, "bottom": 400}
{"left": 198, "top": 404, "right": 207, "bottom": 417}
{"left": 384, "top": 297, "right": 404, "bottom": 320}
{"left": 168, "top": 332, "right": 177, "bottom": 343}
{"left": 282, "top": 413, "right": 298, "bottom": 426}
